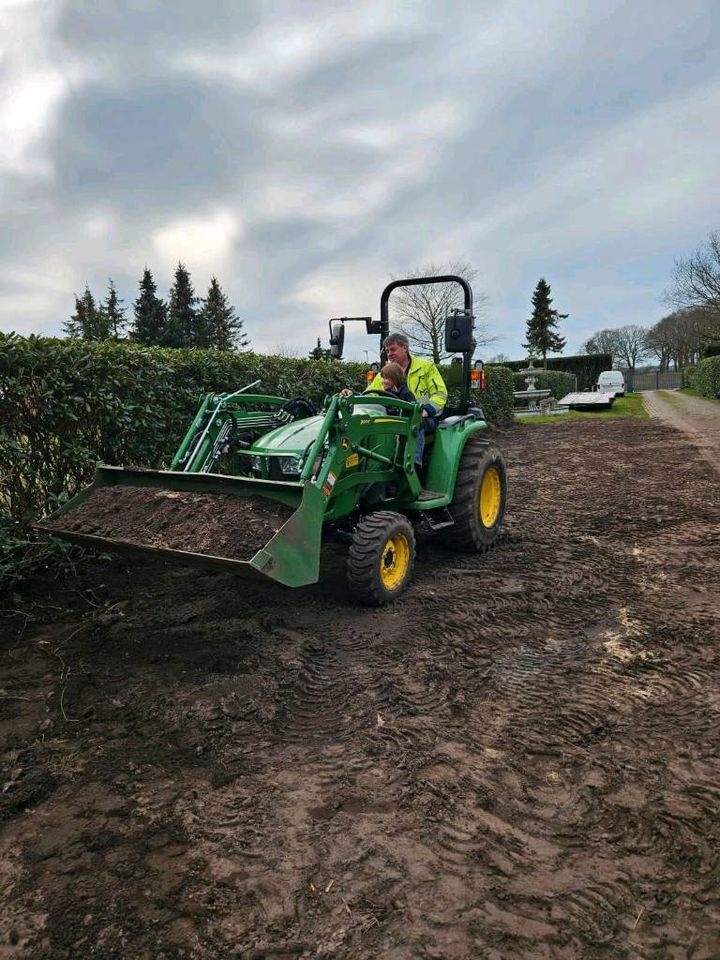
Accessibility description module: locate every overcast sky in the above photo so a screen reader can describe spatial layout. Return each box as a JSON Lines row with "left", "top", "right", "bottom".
{"left": 1, "top": 0, "right": 719, "bottom": 362}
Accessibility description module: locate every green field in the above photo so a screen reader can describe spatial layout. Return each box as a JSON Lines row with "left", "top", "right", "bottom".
{"left": 518, "top": 392, "right": 649, "bottom": 425}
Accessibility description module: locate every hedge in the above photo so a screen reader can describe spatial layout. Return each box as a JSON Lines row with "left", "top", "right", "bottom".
{"left": 1, "top": 334, "right": 515, "bottom": 531}
{"left": 695, "top": 356, "right": 720, "bottom": 398}
{"left": 703, "top": 342, "right": 720, "bottom": 359}
{"left": 502, "top": 353, "right": 612, "bottom": 389}
{"left": 512, "top": 370, "right": 576, "bottom": 399}
{"left": 441, "top": 361, "right": 514, "bottom": 424}
{"left": 681, "top": 366, "right": 697, "bottom": 389}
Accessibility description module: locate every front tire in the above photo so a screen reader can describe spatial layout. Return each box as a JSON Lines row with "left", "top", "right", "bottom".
{"left": 347, "top": 511, "right": 416, "bottom": 606}
{"left": 441, "top": 440, "right": 506, "bottom": 552}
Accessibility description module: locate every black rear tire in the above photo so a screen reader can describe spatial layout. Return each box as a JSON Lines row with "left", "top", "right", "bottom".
{"left": 347, "top": 511, "right": 416, "bottom": 606}
{"left": 440, "top": 440, "right": 506, "bottom": 552}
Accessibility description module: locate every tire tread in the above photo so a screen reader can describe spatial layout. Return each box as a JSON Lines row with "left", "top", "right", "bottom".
{"left": 347, "top": 511, "right": 416, "bottom": 606}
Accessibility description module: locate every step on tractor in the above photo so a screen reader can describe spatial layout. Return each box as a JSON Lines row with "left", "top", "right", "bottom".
{"left": 37, "top": 276, "right": 507, "bottom": 605}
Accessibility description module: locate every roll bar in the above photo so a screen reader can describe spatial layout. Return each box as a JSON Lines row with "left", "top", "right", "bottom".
{"left": 380, "top": 275, "right": 475, "bottom": 412}
{"left": 380, "top": 275, "right": 473, "bottom": 343}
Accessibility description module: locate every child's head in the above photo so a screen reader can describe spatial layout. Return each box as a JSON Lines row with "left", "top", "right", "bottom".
{"left": 380, "top": 362, "right": 405, "bottom": 391}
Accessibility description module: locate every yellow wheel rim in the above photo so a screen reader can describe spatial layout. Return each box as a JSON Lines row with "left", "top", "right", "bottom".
{"left": 479, "top": 466, "right": 502, "bottom": 527}
{"left": 380, "top": 533, "right": 411, "bottom": 591}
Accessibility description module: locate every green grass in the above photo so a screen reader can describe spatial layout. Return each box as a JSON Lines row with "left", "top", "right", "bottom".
{"left": 679, "top": 387, "right": 720, "bottom": 404}
{"left": 659, "top": 389, "right": 687, "bottom": 405}
{"left": 518, "top": 392, "right": 649, "bottom": 425}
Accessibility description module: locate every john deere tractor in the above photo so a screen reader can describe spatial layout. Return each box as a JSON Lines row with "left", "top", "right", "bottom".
{"left": 37, "top": 276, "right": 507, "bottom": 605}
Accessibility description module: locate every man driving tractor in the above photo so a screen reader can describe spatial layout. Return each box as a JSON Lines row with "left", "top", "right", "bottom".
{"left": 369, "top": 332, "right": 448, "bottom": 453}
{"left": 371, "top": 332, "right": 447, "bottom": 415}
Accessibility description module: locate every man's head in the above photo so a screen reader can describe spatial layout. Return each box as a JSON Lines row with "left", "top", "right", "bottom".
{"left": 383, "top": 332, "right": 410, "bottom": 368}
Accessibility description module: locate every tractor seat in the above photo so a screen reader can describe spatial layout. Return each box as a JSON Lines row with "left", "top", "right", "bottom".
{"left": 437, "top": 414, "right": 476, "bottom": 429}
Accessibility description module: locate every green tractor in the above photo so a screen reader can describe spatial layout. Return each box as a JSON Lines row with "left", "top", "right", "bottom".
{"left": 37, "top": 276, "right": 507, "bottom": 605}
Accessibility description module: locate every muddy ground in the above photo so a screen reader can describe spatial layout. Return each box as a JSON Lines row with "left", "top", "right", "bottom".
{"left": 1, "top": 417, "right": 719, "bottom": 960}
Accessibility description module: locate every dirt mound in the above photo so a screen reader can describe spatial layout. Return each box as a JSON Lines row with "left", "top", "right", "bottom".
{"left": 44, "top": 486, "right": 295, "bottom": 560}
{"left": 2, "top": 417, "right": 720, "bottom": 958}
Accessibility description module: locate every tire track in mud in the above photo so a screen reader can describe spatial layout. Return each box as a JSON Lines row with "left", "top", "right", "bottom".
{"left": 273, "top": 643, "right": 360, "bottom": 744}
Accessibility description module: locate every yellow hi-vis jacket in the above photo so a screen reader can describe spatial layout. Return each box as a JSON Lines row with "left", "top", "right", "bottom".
{"left": 369, "top": 355, "right": 448, "bottom": 414}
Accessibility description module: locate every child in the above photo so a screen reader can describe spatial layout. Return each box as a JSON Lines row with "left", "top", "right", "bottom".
{"left": 378, "top": 361, "right": 415, "bottom": 403}
{"left": 376, "top": 363, "right": 427, "bottom": 466}
{"left": 340, "top": 363, "right": 426, "bottom": 465}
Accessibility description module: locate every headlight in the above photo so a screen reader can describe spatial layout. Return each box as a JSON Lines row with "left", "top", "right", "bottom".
{"left": 250, "top": 455, "right": 263, "bottom": 472}
{"left": 279, "top": 456, "right": 301, "bottom": 476}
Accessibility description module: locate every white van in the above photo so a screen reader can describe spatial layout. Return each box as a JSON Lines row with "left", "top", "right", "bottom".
{"left": 597, "top": 370, "right": 625, "bottom": 396}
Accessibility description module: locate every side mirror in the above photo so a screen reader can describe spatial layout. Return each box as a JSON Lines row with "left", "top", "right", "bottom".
{"left": 329, "top": 321, "right": 345, "bottom": 360}
{"left": 444, "top": 309, "right": 475, "bottom": 353}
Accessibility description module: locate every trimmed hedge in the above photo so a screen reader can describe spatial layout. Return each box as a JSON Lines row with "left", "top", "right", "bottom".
{"left": 512, "top": 370, "right": 576, "bottom": 399}
{"left": 503, "top": 353, "right": 611, "bottom": 389}
{"left": 1, "top": 334, "right": 515, "bottom": 528}
{"left": 440, "top": 361, "right": 514, "bottom": 424}
{"left": 695, "top": 356, "right": 720, "bottom": 398}
{"left": 476, "top": 365, "right": 514, "bottom": 424}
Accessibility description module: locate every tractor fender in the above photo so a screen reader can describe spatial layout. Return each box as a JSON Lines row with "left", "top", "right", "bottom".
{"left": 424, "top": 420, "right": 491, "bottom": 499}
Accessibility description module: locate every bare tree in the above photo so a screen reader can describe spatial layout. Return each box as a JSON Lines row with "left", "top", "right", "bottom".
{"left": 646, "top": 308, "right": 707, "bottom": 371}
{"left": 583, "top": 328, "right": 621, "bottom": 364}
{"left": 390, "top": 262, "right": 493, "bottom": 363}
{"left": 643, "top": 322, "right": 672, "bottom": 372}
{"left": 613, "top": 325, "right": 649, "bottom": 370}
{"left": 272, "top": 343, "right": 301, "bottom": 358}
{"left": 666, "top": 231, "right": 720, "bottom": 339}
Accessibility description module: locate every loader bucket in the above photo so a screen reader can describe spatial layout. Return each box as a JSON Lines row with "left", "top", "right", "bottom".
{"left": 34, "top": 465, "right": 327, "bottom": 588}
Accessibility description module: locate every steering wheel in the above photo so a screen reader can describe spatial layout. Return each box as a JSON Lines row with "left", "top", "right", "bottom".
{"left": 280, "top": 397, "right": 317, "bottom": 419}
{"left": 363, "top": 389, "right": 402, "bottom": 400}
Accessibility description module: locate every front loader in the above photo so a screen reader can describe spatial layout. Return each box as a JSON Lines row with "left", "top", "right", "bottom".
{"left": 36, "top": 276, "right": 507, "bottom": 605}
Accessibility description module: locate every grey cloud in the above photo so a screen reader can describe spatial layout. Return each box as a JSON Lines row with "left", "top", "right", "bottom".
{"left": 56, "top": 0, "right": 263, "bottom": 68}
{"left": 51, "top": 80, "right": 257, "bottom": 212}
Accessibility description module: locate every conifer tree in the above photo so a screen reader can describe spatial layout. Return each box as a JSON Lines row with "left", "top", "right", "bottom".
{"left": 64, "top": 295, "right": 85, "bottom": 338}
{"left": 63, "top": 285, "right": 103, "bottom": 339}
{"left": 102, "top": 278, "right": 127, "bottom": 340}
{"left": 523, "top": 278, "right": 568, "bottom": 367}
{"left": 132, "top": 268, "right": 167, "bottom": 345}
{"left": 197, "top": 276, "right": 249, "bottom": 351}
{"left": 164, "top": 262, "right": 199, "bottom": 348}
{"left": 308, "top": 337, "right": 331, "bottom": 359}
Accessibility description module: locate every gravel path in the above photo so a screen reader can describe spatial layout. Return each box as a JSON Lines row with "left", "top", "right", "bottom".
{"left": 643, "top": 389, "right": 720, "bottom": 471}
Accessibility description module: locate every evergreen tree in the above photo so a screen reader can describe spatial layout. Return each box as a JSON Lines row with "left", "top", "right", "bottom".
{"left": 164, "top": 262, "right": 199, "bottom": 348}
{"left": 523, "top": 278, "right": 567, "bottom": 366}
{"left": 132, "top": 268, "right": 167, "bottom": 345}
{"left": 102, "top": 278, "right": 127, "bottom": 340}
{"left": 308, "top": 337, "right": 331, "bottom": 360}
{"left": 64, "top": 294, "right": 85, "bottom": 338}
{"left": 63, "top": 285, "right": 104, "bottom": 339}
{"left": 92, "top": 302, "right": 113, "bottom": 340}
{"left": 197, "top": 276, "right": 249, "bottom": 351}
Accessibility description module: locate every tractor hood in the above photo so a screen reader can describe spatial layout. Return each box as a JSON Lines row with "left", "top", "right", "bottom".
{"left": 250, "top": 414, "right": 325, "bottom": 457}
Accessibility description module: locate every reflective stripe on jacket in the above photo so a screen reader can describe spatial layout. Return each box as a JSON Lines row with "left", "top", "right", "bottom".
{"left": 369, "top": 356, "right": 448, "bottom": 413}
